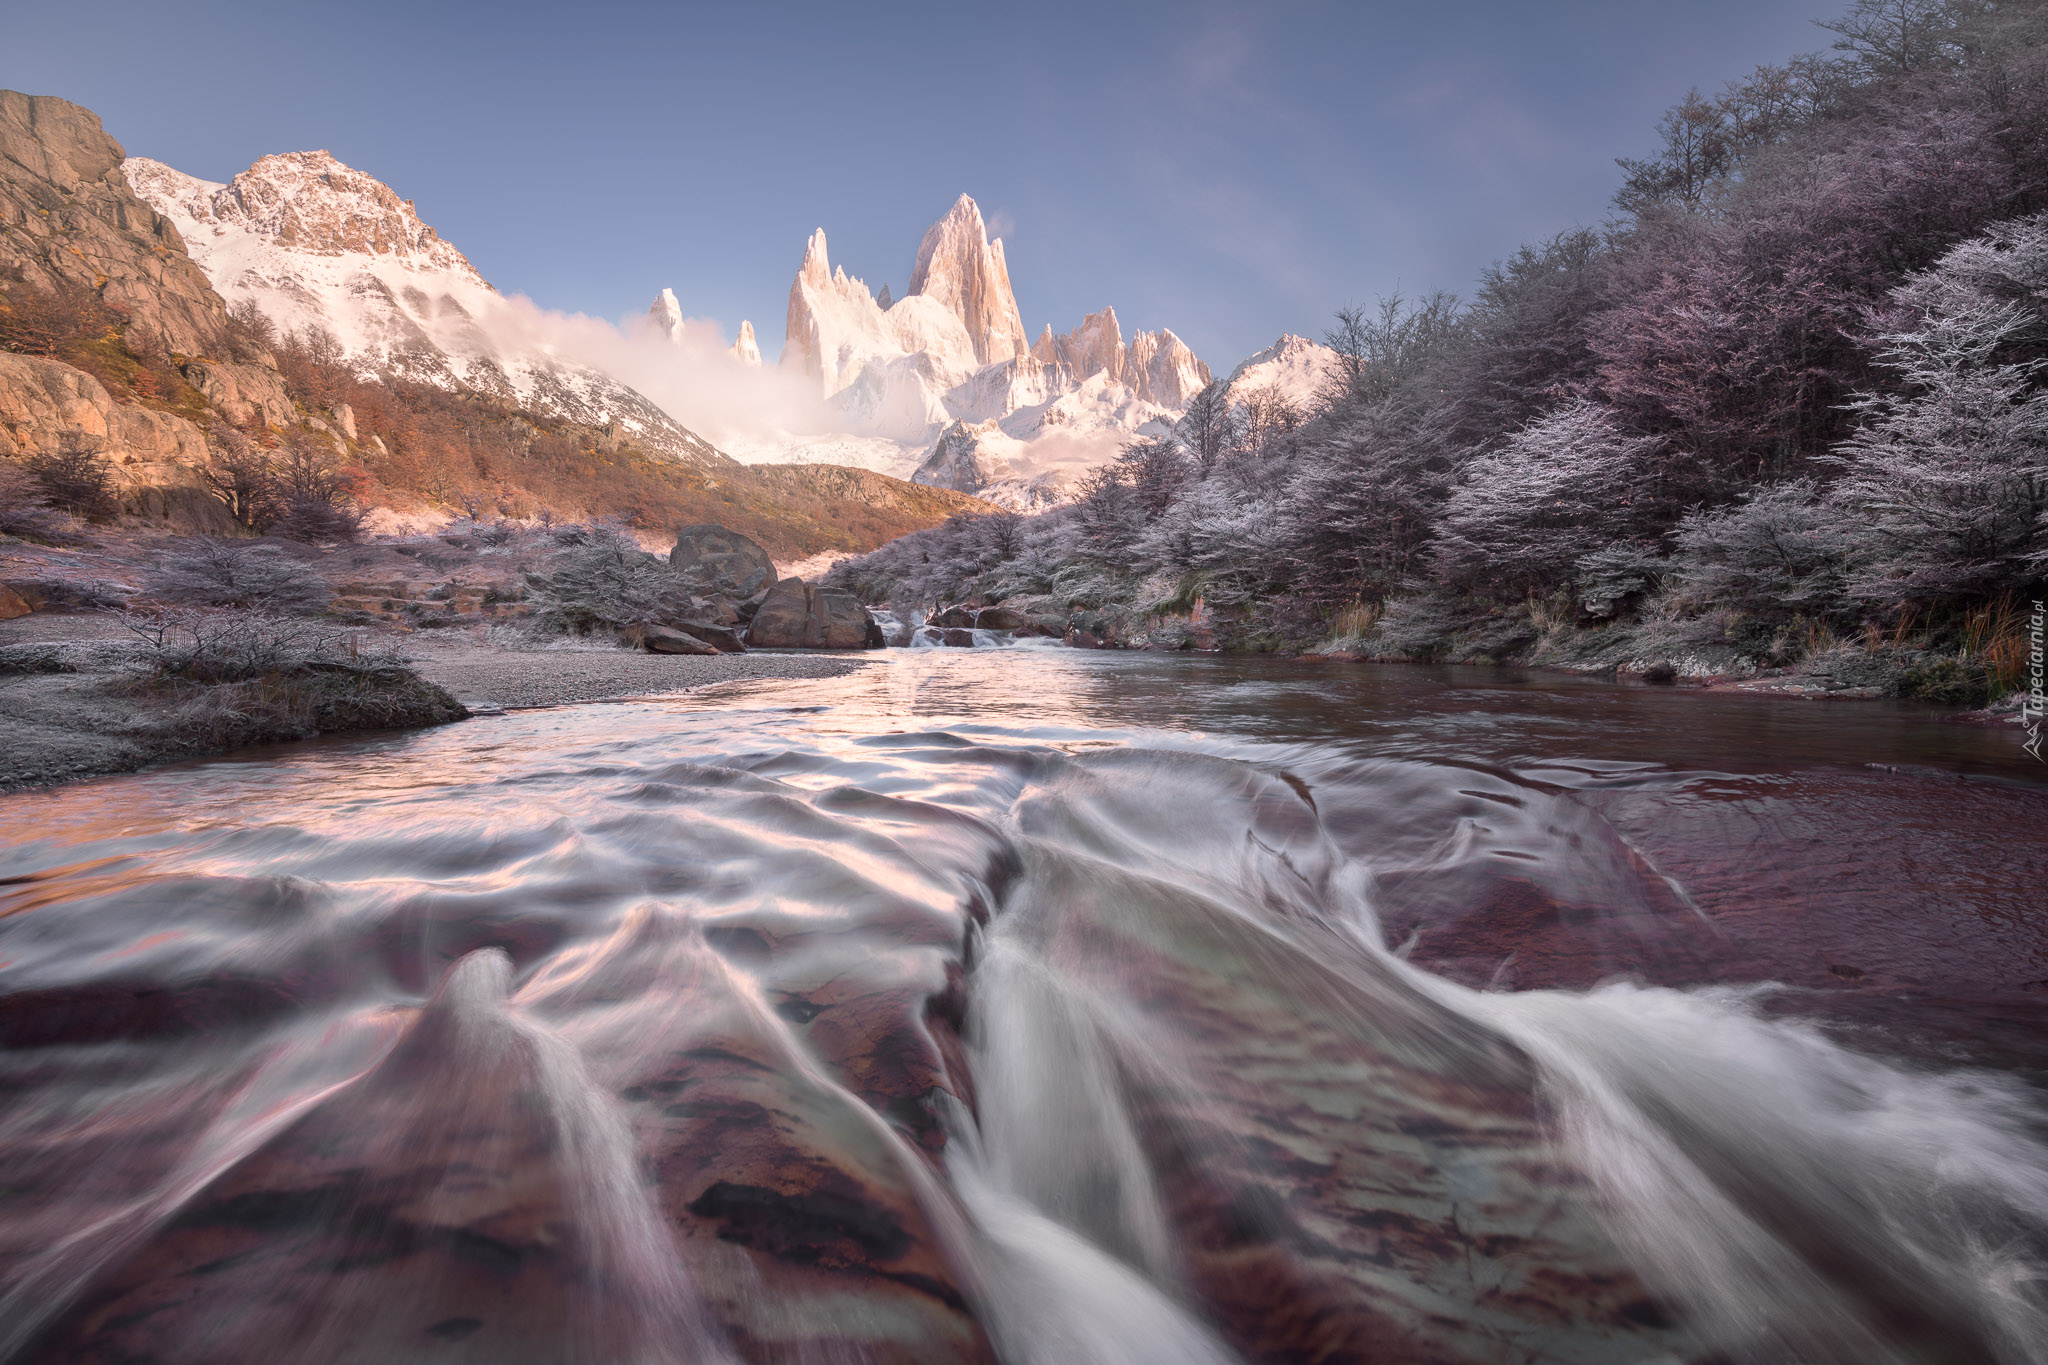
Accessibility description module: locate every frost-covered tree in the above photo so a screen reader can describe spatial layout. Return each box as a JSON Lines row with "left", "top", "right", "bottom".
{"left": 1282, "top": 394, "right": 1457, "bottom": 603}
{"left": 0, "top": 459, "right": 87, "bottom": 544}
{"left": 1455, "top": 229, "right": 1607, "bottom": 441}
{"left": 1136, "top": 480, "right": 1286, "bottom": 607}
{"left": 1673, "top": 479, "right": 1862, "bottom": 619}
{"left": 1827, "top": 212, "right": 2048, "bottom": 601}
{"left": 1177, "top": 383, "right": 1239, "bottom": 475}
{"left": 1432, "top": 399, "right": 1666, "bottom": 597}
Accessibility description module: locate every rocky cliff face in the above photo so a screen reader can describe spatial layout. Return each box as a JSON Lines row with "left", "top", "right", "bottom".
{"left": 0, "top": 92, "right": 293, "bottom": 531}
{"left": 0, "top": 352, "right": 232, "bottom": 531}
{"left": 0, "top": 91, "right": 235, "bottom": 362}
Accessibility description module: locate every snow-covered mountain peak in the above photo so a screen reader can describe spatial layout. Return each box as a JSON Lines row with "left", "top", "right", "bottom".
{"left": 126, "top": 151, "right": 729, "bottom": 468}
{"left": 798, "top": 228, "right": 831, "bottom": 288}
{"left": 128, "top": 152, "right": 481, "bottom": 281}
{"left": 767, "top": 192, "right": 1218, "bottom": 506}
{"left": 1221, "top": 333, "right": 1345, "bottom": 412}
{"left": 730, "top": 319, "right": 761, "bottom": 367}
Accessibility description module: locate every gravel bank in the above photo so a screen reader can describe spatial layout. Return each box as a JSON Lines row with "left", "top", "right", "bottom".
{"left": 0, "top": 611, "right": 874, "bottom": 791}
{"left": 399, "top": 641, "right": 871, "bottom": 709}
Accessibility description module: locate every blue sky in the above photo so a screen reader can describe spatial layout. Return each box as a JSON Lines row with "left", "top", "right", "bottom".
{"left": 5, "top": 0, "right": 1832, "bottom": 368}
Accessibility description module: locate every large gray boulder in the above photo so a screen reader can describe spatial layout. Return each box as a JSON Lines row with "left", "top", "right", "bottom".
{"left": 746, "top": 577, "right": 882, "bottom": 650}
{"left": 669, "top": 524, "right": 776, "bottom": 602}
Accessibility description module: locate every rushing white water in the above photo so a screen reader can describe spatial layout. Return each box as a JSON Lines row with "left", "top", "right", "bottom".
{"left": 0, "top": 647, "right": 2043, "bottom": 1363}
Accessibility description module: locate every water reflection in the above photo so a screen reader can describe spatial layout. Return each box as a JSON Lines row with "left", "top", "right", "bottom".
{"left": 0, "top": 649, "right": 2043, "bottom": 1363}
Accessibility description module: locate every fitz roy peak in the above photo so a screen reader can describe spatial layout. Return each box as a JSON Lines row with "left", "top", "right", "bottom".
{"left": 124, "top": 151, "right": 730, "bottom": 468}
{"left": 751, "top": 192, "right": 1213, "bottom": 508}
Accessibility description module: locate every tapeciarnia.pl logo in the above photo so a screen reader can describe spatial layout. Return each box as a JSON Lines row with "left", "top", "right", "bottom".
{"left": 2025, "top": 600, "right": 2044, "bottom": 762}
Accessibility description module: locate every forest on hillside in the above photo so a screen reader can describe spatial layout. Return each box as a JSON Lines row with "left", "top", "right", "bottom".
{"left": 832, "top": 0, "right": 2048, "bottom": 703}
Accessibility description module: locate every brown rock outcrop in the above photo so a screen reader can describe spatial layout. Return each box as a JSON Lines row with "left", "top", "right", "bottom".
{"left": 747, "top": 577, "right": 881, "bottom": 650}
{"left": 182, "top": 359, "right": 295, "bottom": 428}
{"left": 0, "top": 581, "right": 29, "bottom": 620}
{"left": 0, "top": 91, "right": 245, "bottom": 363}
{"left": 0, "top": 351, "right": 233, "bottom": 532}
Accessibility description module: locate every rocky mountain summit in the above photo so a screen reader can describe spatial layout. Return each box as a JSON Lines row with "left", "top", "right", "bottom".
{"left": 125, "top": 151, "right": 730, "bottom": 468}
{"left": 781, "top": 193, "right": 1212, "bottom": 446}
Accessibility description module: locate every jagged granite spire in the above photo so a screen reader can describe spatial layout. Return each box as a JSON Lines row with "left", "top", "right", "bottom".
{"left": 907, "top": 194, "right": 1026, "bottom": 366}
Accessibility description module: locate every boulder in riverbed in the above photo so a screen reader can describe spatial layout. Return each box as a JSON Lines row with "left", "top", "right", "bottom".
{"left": 669, "top": 524, "right": 777, "bottom": 602}
{"left": 927, "top": 605, "right": 975, "bottom": 629}
{"left": 623, "top": 623, "right": 720, "bottom": 655}
{"left": 747, "top": 577, "right": 881, "bottom": 650}
{"left": 671, "top": 619, "right": 746, "bottom": 653}
{"left": 973, "top": 605, "right": 1026, "bottom": 630}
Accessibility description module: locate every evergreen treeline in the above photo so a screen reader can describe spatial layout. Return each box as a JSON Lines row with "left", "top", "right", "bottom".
{"left": 831, "top": 0, "right": 2048, "bottom": 701}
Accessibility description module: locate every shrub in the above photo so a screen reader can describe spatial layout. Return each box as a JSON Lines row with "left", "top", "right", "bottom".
{"left": 1432, "top": 399, "right": 1667, "bottom": 598}
{"left": 1672, "top": 479, "right": 1860, "bottom": 621}
{"left": 522, "top": 521, "right": 698, "bottom": 633}
{"left": 1895, "top": 656, "right": 1995, "bottom": 706}
{"left": 143, "top": 539, "right": 333, "bottom": 614}
{"left": 22, "top": 443, "right": 117, "bottom": 522}
{"left": 0, "top": 459, "right": 88, "bottom": 544}
{"left": 117, "top": 609, "right": 367, "bottom": 684}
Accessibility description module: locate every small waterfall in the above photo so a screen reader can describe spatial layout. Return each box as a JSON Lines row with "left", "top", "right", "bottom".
{"left": 946, "top": 941, "right": 1240, "bottom": 1364}
{"left": 1463, "top": 981, "right": 2048, "bottom": 1365}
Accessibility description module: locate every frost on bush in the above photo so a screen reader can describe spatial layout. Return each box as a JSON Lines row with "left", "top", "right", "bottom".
{"left": 144, "top": 539, "right": 334, "bottom": 614}
{"left": 1673, "top": 480, "right": 1859, "bottom": 620}
{"left": 1432, "top": 400, "right": 1666, "bottom": 598}
{"left": 0, "top": 459, "right": 88, "bottom": 545}
{"left": 521, "top": 522, "right": 696, "bottom": 634}
{"left": 1575, "top": 542, "right": 1668, "bottom": 619}
{"left": 1826, "top": 212, "right": 2048, "bottom": 603}
{"left": 119, "top": 609, "right": 379, "bottom": 684}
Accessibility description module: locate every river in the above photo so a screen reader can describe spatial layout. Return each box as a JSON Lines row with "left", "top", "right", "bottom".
{"left": 1, "top": 647, "right": 2044, "bottom": 1364}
